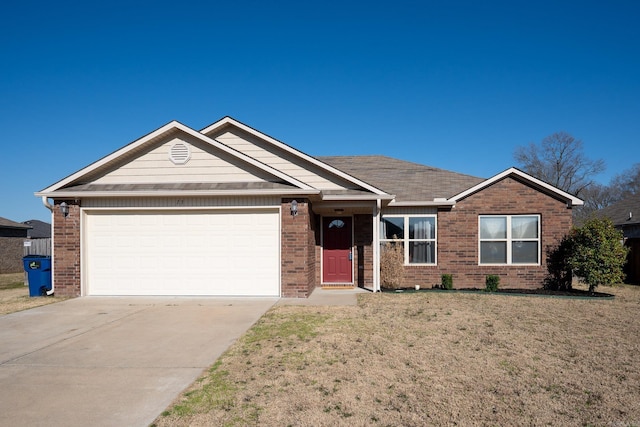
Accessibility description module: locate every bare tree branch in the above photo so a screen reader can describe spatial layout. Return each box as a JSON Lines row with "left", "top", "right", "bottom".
{"left": 514, "top": 132, "right": 605, "bottom": 197}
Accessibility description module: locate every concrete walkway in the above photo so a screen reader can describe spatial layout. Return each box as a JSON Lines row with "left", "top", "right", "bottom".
{"left": 0, "top": 296, "right": 277, "bottom": 427}
{"left": 277, "top": 286, "right": 369, "bottom": 306}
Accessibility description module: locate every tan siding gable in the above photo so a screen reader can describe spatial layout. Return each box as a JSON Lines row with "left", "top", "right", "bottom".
{"left": 213, "top": 129, "right": 359, "bottom": 191}
{"left": 92, "top": 134, "right": 277, "bottom": 185}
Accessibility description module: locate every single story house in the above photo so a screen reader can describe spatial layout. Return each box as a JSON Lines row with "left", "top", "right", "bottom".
{"left": 36, "top": 117, "right": 583, "bottom": 297}
{"left": 596, "top": 195, "right": 640, "bottom": 284}
{"left": 23, "top": 219, "right": 52, "bottom": 239}
{"left": 0, "top": 217, "right": 32, "bottom": 274}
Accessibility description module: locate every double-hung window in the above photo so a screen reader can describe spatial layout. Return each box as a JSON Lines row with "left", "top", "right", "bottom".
{"left": 479, "top": 215, "right": 540, "bottom": 265}
{"left": 380, "top": 215, "right": 437, "bottom": 264}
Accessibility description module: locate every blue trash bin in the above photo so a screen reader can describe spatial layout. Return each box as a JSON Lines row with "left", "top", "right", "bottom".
{"left": 23, "top": 256, "right": 52, "bottom": 297}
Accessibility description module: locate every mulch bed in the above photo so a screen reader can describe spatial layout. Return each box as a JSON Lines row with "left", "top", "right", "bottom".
{"left": 383, "top": 287, "right": 615, "bottom": 298}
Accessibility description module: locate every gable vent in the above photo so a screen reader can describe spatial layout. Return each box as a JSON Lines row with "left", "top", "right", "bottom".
{"left": 169, "top": 142, "right": 191, "bottom": 165}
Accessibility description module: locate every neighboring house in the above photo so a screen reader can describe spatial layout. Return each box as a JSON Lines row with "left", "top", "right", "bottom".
{"left": 23, "top": 219, "right": 52, "bottom": 239}
{"left": 36, "top": 117, "right": 583, "bottom": 297}
{"left": 0, "top": 217, "right": 31, "bottom": 274}
{"left": 596, "top": 195, "right": 640, "bottom": 284}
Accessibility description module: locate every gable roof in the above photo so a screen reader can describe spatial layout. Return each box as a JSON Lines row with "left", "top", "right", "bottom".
{"left": 37, "top": 117, "right": 392, "bottom": 200}
{"left": 202, "top": 117, "right": 389, "bottom": 197}
{"left": 449, "top": 167, "right": 584, "bottom": 207}
{"left": 597, "top": 194, "right": 640, "bottom": 227}
{"left": 34, "top": 117, "right": 583, "bottom": 208}
{"left": 36, "top": 120, "right": 316, "bottom": 197}
{"left": 318, "top": 156, "right": 483, "bottom": 204}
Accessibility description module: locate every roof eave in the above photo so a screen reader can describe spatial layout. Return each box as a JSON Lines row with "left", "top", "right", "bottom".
{"left": 320, "top": 194, "right": 395, "bottom": 201}
{"left": 35, "top": 189, "right": 321, "bottom": 199}
{"left": 450, "top": 167, "right": 584, "bottom": 206}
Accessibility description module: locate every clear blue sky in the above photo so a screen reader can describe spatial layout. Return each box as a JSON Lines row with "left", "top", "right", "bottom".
{"left": 2, "top": 0, "right": 638, "bottom": 222}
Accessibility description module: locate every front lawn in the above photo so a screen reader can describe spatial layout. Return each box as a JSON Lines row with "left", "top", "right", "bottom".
{"left": 154, "top": 285, "right": 640, "bottom": 426}
{"left": 0, "top": 273, "right": 67, "bottom": 315}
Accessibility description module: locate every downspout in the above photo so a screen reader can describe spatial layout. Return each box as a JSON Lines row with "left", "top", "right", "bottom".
{"left": 40, "top": 197, "right": 55, "bottom": 296}
{"left": 372, "top": 199, "right": 381, "bottom": 292}
{"left": 41, "top": 196, "right": 54, "bottom": 211}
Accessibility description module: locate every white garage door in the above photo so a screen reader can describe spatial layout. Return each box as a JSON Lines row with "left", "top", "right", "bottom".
{"left": 84, "top": 209, "right": 280, "bottom": 296}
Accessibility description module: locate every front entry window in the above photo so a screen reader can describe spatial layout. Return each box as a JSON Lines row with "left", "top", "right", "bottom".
{"left": 328, "top": 219, "right": 345, "bottom": 229}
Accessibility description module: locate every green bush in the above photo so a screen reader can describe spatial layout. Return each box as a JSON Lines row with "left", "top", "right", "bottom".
{"left": 544, "top": 218, "right": 628, "bottom": 293}
{"left": 543, "top": 234, "right": 574, "bottom": 291}
{"left": 485, "top": 275, "right": 500, "bottom": 292}
{"left": 441, "top": 274, "right": 453, "bottom": 290}
{"left": 568, "top": 217, "right": 628, "bottom": 293}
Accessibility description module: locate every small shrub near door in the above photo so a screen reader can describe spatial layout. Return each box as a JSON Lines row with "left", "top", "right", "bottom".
{"left": 441, "top": 274, "right": 453, "bottom": 290}
{"left": 485, "top": 275, "right": 500, "bottom": 292}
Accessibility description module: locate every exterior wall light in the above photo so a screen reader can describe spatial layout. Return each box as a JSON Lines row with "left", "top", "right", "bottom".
{"left": 290, "top": 200, "right": 298, "bottom": 216}
{"left": 60, "top": 202, "right": 69, "bottom": 217}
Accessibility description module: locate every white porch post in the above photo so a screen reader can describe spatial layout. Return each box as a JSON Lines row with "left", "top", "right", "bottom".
{"left": 373, "top": 199, "right": 381, "bottom": 292}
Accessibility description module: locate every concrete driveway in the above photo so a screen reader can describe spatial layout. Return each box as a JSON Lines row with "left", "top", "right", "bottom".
{"left": 0, "top": 296, "right": 277, "bottom": 427}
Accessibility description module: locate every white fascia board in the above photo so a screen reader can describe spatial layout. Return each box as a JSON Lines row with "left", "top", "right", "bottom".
{"left": 201, "top": 116, "right": 389, "bottom": 196}
{"left": 38, "top": 121, "right": 314, "bottom": 196}
{"left": 449, "top": 167, "right": 584, "bottom": 206}
{"left": 35, "top": 189, "right": 320, "bottom": 199}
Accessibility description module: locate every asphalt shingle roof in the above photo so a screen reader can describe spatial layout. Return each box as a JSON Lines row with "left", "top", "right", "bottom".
{"left": 597, "top": 195, "right": 640, "bottom": 227}
{"left": 0, "top": 217, "right": 32, "bottom": 230}
{"left": 317, "top": 155, "right": 484, "bottom": 202}
{"left": 22, "top": 220, "right": 52, "bottom": 238}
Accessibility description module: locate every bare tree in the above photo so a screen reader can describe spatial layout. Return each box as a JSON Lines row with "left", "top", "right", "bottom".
{"left": 609, "top": 162, "right": 640, "bottom": 200}
{"left": 514, "top": 132, "right": 605, "bottom": 197}
{"left": 573, "top": 183, "right": 619, "bottom": 222}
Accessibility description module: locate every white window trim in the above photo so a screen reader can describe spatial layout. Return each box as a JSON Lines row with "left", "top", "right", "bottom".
{"left": 380, "top": 214, "right": 437, "bottom": 265}
{"left": 478, "top": 214, "right": 541, "bottom": 265}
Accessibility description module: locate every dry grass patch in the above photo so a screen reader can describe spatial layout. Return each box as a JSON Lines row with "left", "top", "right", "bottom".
{"left": 155, "top": 285, "right": 640, "bottom": 427}
{"left": 0, "top": 273, "right": 67, "bottom": 315}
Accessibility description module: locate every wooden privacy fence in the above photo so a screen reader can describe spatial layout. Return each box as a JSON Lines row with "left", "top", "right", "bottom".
{"left": 23, "top": 238, "right": 52, "bottom": 256}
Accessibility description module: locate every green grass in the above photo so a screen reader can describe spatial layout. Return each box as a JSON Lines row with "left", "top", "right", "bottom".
{"left": 164, "top": 360, "right": 237, "bottom": 417}
{"left": 243, "top": 311, "right": 329, "bottom": 345}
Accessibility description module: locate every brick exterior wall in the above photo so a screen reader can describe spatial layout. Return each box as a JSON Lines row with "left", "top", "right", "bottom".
{"left": 281, "top": 199, "right": 317, "bottom": 297}
{"left": 401, "top": 177, "right": 574, "bottom": 290}
{"left": 48, "top": 177, "right": 567, "bottom": 297}
{"left": 52, "top": 201, "right": 82, "bottom": 296}
{"left": 354, "top": 214, "right": 373, "bottom": 288}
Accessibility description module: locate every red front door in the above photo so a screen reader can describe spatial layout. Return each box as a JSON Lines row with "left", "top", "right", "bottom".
{"left": 322, "top": 217, "right": 352, "bottom": 283}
